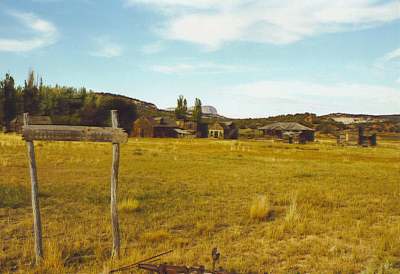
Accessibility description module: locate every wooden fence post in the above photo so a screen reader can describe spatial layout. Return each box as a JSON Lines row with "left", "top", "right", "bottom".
{"left": 23, "top": 113, "right": 44, "bottom": 265}
{"left": 110, "top": 110, "right": 121, "bottom": 258}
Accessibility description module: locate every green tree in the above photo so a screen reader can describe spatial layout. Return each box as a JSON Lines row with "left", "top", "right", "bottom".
{"left": 175, "top": 95, "right": 187, "bottom": 120}
{"left": 23, "top": 70, "right": 40, "bottom": 114}
{"left": 94, "top": 96, "right": 137, "bottom": 134}
{"left": 192, "top": 98, "right": 202, "bottom": 123}
{"left": 0, "top": 74, "right": 17, "bottom": 131}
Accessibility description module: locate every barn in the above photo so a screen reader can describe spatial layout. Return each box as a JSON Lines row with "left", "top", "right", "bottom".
{"left": 259, "top": 122, "right": 315, "bottom": 143}
{"left": 208, "top": 121, "right": 238, "bottom": 139}
{"left": 10, "top": 115, "right": 52, "bottom": 133}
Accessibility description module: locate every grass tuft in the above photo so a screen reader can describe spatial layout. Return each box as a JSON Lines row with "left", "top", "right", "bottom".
{"left": 118, "top": 198, "right": 140, "bottom": 213}
{"left": 142, "top": 230, "right": 170, "bottom": 242}
{"left": 250, "top": 195, "right": 271, "bottom": 221}
{"left": 0, "top": 184, "right": 30, "bottom": 208}
{"left": 285, "top": 194, "right": 299, "bottom": 223}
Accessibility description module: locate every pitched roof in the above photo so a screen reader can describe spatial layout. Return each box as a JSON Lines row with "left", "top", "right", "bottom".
{"left": 174, "top": 129, "right": 193, "bottom": 135}
{"left": 258, "top": 122, "right": 314, "bottom": 131}
{"left": 222, "top": 121, "right": 234, "bottom": 127}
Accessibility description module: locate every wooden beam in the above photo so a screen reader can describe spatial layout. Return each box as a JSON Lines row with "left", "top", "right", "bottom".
{"left": 110, "top": 110, "right": 121, "bottom": 258}
{"left": 22, "top": 125, "right": 128, "bottom": 143}
{"left": 23, "top": 113, "right": 44, "bottom": 265}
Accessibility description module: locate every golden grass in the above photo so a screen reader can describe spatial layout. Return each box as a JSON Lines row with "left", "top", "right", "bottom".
{"left": 118, "top": 198, "right": 140, "bottom": 213}
{"left": 0, "top": 134, "right": 400, "bottom": 273}
{"left": 250, "top": 195, "right": 271, "bottom": 221}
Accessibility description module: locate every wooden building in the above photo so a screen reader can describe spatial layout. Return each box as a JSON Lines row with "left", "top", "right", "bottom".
{"left": 358, "top": 126, "right": 377, "bottom": 147}
{"left": 176, "top": 120, "right": 209, "bottom": 138}
{"left": 132, "top": 116, "right": 210, "bottom": 138}
{"left": 131, "top": 116, "right": 182, "bottom": 138}
{"left": 10, "top": 115, "right": 52, "bottom": 133}
{"left": 208, "top": 121, "right": 238, "bottom": 139}
{"left": 259, "top": 122, "right": 315, "bottom": 143}
{"left": 131, "top": 117, "right": 155, "bottom": 137}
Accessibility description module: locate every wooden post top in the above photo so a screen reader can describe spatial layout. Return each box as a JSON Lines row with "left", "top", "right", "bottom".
{"left": 22, "top": 111, "right": 128, "bottom": 144}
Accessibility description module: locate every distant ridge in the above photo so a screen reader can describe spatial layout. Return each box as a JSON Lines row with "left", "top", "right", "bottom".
{"left": 95, "top": 92, "right": 400, "bottom": 127}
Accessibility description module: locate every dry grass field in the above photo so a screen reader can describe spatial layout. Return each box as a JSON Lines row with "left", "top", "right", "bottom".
{"left": 0, "top": 133, "right": 400, "bottom": 273}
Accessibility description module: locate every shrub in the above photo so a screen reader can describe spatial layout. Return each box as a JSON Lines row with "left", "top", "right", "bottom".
{"left": 250, "top": 195, "right": 271, "bottom": 221}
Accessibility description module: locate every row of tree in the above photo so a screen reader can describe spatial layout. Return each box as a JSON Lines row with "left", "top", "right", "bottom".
{"left": 0, "top": 71, "right": 137, "bottom": 133}
{"left": 174, "top": 95, "right": 203, "bottom": 123}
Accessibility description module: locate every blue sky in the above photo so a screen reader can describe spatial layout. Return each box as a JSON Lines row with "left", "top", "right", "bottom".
{"left": 0, "top": 0, "right": 399, "bottom": 118}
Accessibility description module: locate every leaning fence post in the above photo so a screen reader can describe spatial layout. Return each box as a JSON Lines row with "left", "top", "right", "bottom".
{"left": 110, "top": 110, "right": 121, "bottom": 258}
{"left": 23, "top": 113, "right": 44, "bottom": 264}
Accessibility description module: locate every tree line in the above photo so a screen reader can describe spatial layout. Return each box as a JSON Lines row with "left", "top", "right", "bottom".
{"left": 0, "top": 71, "right": 137, "bottom": 133}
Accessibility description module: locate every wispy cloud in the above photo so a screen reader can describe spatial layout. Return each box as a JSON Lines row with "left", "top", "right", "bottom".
{"left": 221, "top": 80, "right": 400, "bottom": 117}
{"left": 126, "top": 0, "right": 400, "bottom": 50}
{"left": 375, "top": 47, "right": 400, "bottom": 82}
{"left": 382, "top": 47, "right": 400, "bottom": 62}
{"left": 149, "top": 62, "right": 254, "bottom": 74}
{"left": 0, "top": 11, "right": 58, "bottom": 52}
{"left": 90, "top": 37, "right": 123, "bottom": 58}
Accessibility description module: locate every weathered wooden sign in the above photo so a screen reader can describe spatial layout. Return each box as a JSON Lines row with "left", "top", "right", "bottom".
{"left": 23, "top": 125, "right": 128, "bottom": 143}
{"left": 23, "top": 110, "right": 125, "bottom": 265}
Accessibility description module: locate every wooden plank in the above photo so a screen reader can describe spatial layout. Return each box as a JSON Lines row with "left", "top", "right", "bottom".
{"left": 110, "top": 110, "right": 121, "bottom": 258}
{"left": 23, "top": 113, "right": 44, "bottom": 265}
{"left": 22, "top": 125, "right": 128, "bottom": 143}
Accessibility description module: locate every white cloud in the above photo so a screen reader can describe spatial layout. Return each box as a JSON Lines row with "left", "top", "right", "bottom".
{"left": 90, "top": 37, "right": 123, "bottom": 58}
{"left": 382, "top": 47, "right": 400, "bottom": 62}
{"left": 149, "top": 62, "right": 254, "bottom": 74}
{"left": 0, "top": 11, "right": 58, "bottom": 52}
{"left": 220, "top": 80, "right": 400, "bottom": 117}
{"left": 126, "top": 0, "right": 400, "bottom": 49}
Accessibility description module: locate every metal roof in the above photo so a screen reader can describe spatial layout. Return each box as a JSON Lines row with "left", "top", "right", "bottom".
{"left": 258, "top": 122, "right": 314, "bottom": 131}
{"left": 173, "top": 129, "right": 193, "bottom": 135}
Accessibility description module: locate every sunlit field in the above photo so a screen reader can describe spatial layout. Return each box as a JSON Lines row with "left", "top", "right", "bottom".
{"left": 1, "top": 133, "right": 400, "bottom": 273}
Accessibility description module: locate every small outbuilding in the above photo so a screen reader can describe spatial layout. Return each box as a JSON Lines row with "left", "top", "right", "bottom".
{"left": 259, "top": 122, "right": 315, "bottom": 143}
{"left": 10, "top": 115, "right": 52, "bottom": 133}
{"left": 131, "top": 117, "right": 155, "bottom": 137}
{"left": 131, "top": 116, "right": 181, "bottom": 138}
{"left": 208, "top": 121, "right": 239, "bottom": 139}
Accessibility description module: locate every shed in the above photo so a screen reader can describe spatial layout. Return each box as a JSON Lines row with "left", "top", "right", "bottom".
{"left": 10, "top": 115, "right": 52, "bottom": 133}
{"left": 259, "top": 122, "right": 315, "bottom": 142}
{"left": 208, "top": 121, "right": 238, "bottom": 139}
{"left": 208, "top": 122, "right": 224, "bottom": 138}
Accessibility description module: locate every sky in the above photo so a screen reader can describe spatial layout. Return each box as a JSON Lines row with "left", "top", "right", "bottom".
{"left": 0, "top": 0, "right": 399, "bottom": 118}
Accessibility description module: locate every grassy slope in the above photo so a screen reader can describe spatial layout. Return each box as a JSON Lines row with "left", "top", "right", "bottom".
{"left": 0, "top": 134, "right": 399, "bottom": 273}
